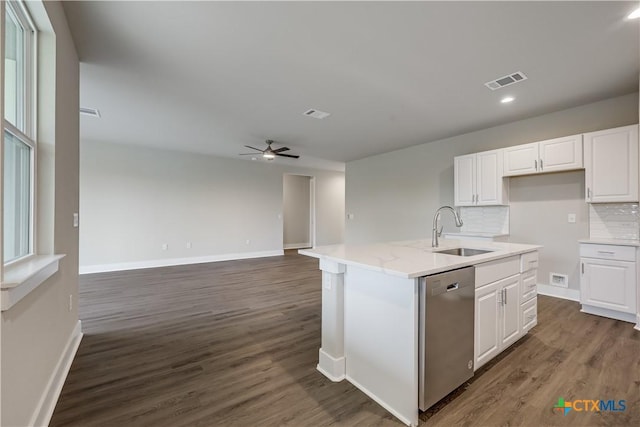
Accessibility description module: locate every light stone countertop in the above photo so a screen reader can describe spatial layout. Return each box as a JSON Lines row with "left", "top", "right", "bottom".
{"left": 441, "top": 231, "right": 509, "bottom": 238}
{"left": 578, "top": 238, "right": 640, "bottom": 247}
{"left": 300, "top": 238, "right": 541, "bottom": 279}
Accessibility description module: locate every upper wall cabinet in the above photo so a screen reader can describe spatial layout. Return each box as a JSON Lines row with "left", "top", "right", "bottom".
{"left": 454, "top": 149, "right": 508, "bottom": 206}
{"left": 584, "top": 124, "right": 639, "bottom": 203}
{"left": 503, "top": 134, "right": 583, "bottom": 177}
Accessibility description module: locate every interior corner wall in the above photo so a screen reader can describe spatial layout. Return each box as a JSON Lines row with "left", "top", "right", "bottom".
{"left": 283, "top": 174, "right": 311, "bottom": 248}
{"left": 79, "top": 142, "right": 345, "bottom": 270}
{"left": 346, "top": 92, "right": 639, "bottom": 291}
{"left": 1, "top": 1, "right": 80, "bottom": 426}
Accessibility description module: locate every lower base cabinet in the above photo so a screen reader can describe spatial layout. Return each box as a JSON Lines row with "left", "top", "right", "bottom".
{"left": 474, "top": 251, "right": 538, "bottom": 371}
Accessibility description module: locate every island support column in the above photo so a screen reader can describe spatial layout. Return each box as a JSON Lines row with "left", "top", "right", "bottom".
{"left": 317, "top": 259, "right": 346, "bottom": 381}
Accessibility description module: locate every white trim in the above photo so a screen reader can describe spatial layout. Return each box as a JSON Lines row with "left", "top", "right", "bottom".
{"left": 537, "top": 283, "right": 580, "bottom": 302}
{"left": 317, "top": 348, "right": 345, "bottom": 382}
{"left": 1, "top": 254, "right": 64, "bottom": 311}
{"left": 635, "top": 314, "right": 640, "bottom": 331}
{"left": 29, "top": 320, "right": 83, "bottom": 427}
{"left": 346, "top": 374, "right": 417, "bottom": 427}
{"left": 283, "top": 242, "right": 311, "bottom": 250}
{"left": 79, "top": 250, "right": 284, "bottom": 274}
{"left": 580, "top": 305, "right": 637, "bottom": 324}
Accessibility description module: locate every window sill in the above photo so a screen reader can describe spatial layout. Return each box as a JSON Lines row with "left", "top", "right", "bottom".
{"left": 1, "top": 254, "right": 65, "bottom": 311}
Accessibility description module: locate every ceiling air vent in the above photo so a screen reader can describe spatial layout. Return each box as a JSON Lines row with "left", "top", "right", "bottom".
{"left": 303, "top": 108, "right": 330, "bottom": 119}
{"left": 484, "top": 71, "right": 528, "bottom": 90}
{"left": 80, "top": 107, "right": 101, "bottom": 118}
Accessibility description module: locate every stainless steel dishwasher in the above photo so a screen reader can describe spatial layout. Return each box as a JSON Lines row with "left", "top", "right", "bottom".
{"left": 419, "top": 266, "right": 475, "bottom": 410}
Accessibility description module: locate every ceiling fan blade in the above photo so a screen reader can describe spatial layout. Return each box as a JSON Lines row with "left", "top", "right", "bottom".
{"left": 275, "top": 153, "right": 300, "bottom": 159}
{"left": 244, "top": 145, "right": 264, "bottom": 152}
{"left": 239, "top": 153, "right": 258, "bottom": 155}
{"left": 273, "top": 147, "right": 290, "bottom": 153}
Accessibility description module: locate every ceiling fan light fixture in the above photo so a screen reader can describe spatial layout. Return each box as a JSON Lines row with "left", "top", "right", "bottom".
{"left": 263, "top": 152, "right": 275, "bottom": 159}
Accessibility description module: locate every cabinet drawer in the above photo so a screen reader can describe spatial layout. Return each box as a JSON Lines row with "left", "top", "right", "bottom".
{"left": 521, "top": 269, "right": 537, "bottom": 302}
{"left": 520, "top": 251, "right": 539, "bottom": 272}
{"left": 522, "top": 298, "right": 537, "bottom": 332}
{"left": 580, "top": 244, "right": 636, "bottom": 261}
{"left": 475, "top": 256, "right": 520, "bottom": 288}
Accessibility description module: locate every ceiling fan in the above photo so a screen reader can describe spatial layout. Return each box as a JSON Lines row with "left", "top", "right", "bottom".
{"left": 240, "top": 140, "right": 300, "bottom": 159}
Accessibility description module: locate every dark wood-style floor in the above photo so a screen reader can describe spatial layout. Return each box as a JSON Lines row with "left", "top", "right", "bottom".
{"left": 51, "top": 251, "right": 640, "bottom": 426}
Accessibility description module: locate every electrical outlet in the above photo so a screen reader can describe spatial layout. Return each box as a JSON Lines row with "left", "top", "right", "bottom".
{"left": 245, "top": 239, "right": 251, "bottom": 245}
{"left": 567, "top": 213, "right": 576, "bottom": 223}
{"left": 68, "top": 295, "right": 73, "bottom": 312}
{"left": 347, "top": 213, "right": 355, "bottom": 220}
{"left": 162, "top": 243, "right": 168, "bottom": 250}
{"left": 186, "top": 242, "right": 192, "bottom": 249}
{"left": 73, "top": 213, "right": 79, "bottom": 227}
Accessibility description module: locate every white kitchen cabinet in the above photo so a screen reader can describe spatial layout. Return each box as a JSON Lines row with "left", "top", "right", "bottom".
{"left": 474, "top": 274, "right": 521, "bottom": 369}
{"left": 580, "top": 243, "right": 638, "bottom": 324}
{"left": 499, "top": 276, "right": 521, "bottom": 348}
{"left": 584, "top": 124, "right": 639, "bottom": 203}
{"left": 581, "top": 259, "right": 635, "bottom": 313}
{"left": 475, "top": 280, "right": 500, "bottom": 367}
{"left": 503, "top": 134, "right": 583, "bottom": 176}
{"left": 454, "top": 149, "right": 507, "bottom": 206}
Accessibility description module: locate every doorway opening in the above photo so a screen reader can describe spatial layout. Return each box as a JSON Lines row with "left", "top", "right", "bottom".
{"left": 283, "top": 174, "right": 315, "bottom": 250}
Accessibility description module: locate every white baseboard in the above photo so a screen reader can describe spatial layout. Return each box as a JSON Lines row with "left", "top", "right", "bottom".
{"left": 537, "top": 284, "right": 580, "bottom": 302}
{"left": 580, "top": 305, "right": 637, "bottom": 324}
{"left": 283, "top": 243, "right": 311, "bottom": 250}
{"left": 29, "top": 320, "right": 83, "bottom": 427}
{"left": 79, "top": 250, "right": 284, "bottom": 274}
{"left": 317, "top": 348, "right": 345, "bottom": 382}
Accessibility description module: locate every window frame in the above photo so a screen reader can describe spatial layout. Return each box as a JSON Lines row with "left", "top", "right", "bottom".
{"left": 3, "top": 0, "right": 37, "bottom": 266}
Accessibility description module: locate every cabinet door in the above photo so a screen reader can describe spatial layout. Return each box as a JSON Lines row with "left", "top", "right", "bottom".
{"left": 474, "top": 281, "right": 500, "bottom": 370}
{"left": 539, "top": 134, "right": 583, "bottom": 173}
{"left": 503, "top": 142, "right": 538, "bottom": 176}
{"left": 500, "top": 276, "right": 521, "bottom": 348}
{"left": 584, "top": 124, "right": 639, "bottom": 203}
{"left": 454, "top": 154, "right": 476, "bottom": 206}
{"left": 476, "top": 149, "right": 505, "bottom": 205}
{"left": 581, "top": 258, "right": 637, "bottom": 314}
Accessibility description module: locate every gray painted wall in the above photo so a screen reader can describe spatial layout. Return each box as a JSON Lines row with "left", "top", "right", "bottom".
{"left": 1, "top": 1, "right": 80, "bottom": 425}
{"left": 346, "top": 92, "right": 639, "bottom": 290}
{"left": 79, "top": 141, "right": 345, "bottom": 268}
{"left": 283, "top": 174, "right": 311, "bottom": 247}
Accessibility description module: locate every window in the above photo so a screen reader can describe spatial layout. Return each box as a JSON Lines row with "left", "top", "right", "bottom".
{"left": 4, "top": 0, "right": 36, "bottom": 264}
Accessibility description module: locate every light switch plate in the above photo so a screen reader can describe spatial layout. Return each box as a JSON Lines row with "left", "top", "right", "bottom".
{"left": 568, "top": 213, "right": 576, "bottom": 223}
{"left": 73, "top": 213, "right": 79, "bottom": 227}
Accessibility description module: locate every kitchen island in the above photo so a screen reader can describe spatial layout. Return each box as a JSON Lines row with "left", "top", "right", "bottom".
{"left": 300, "top": 238, "right": 540, "bottom": 426}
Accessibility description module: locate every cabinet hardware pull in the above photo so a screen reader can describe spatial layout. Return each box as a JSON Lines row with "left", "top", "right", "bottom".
{"left": 587, "top": 188, "right": 591, "bottom": 199}
{"left": 476, "top": 194, "right": 479, "bottom": 204}
{"left": 504, "top": 288, "right": 507, "bottom": 305}
{"left": 597, "top": 251, "right": 615, "bottom": 255}
{"left": 534, "top": 159, "right": 537, "bottom": 170}
{"left": 540, "top": 159, "right": 543, "bottom": 170}
{"left": 581, "top": 263, "right": 584, "bottom": 274}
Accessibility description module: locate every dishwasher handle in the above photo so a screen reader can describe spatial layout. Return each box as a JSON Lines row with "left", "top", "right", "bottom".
{"left": 446, "top": 283, "right": 459, "bottom": 292}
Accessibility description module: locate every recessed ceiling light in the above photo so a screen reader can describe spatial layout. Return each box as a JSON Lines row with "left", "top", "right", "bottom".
{"left": 628, "top": 7, "right": 640, "bottom": 19}
{"left": 501, "top": 96, "right": 515, "bottom": 104}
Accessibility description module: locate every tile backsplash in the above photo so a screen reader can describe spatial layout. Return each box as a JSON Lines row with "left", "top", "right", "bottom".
{"left": 589, "top": 203, "right": 640, "bottom": 240}
{"left": 459, "top": 206, "right": 509, "bottom": 234}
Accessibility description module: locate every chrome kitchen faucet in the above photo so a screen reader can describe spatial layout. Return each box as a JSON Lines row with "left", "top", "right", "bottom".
{"left": 432, "top": 206, "right": 463, "bottom": 247}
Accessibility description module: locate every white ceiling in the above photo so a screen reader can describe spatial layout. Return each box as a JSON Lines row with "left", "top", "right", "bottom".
{"left": 63, "top": 1, "right": 639, "bottom": 171}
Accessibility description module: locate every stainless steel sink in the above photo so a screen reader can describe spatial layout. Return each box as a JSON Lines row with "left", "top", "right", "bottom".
{"left": 434, "top": 247, "right": 495, "bottom": 257}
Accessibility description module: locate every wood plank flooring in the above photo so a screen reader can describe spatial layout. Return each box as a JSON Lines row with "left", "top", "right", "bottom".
{"left": 51, "top": 251, "right": 640, "bottom": 426}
